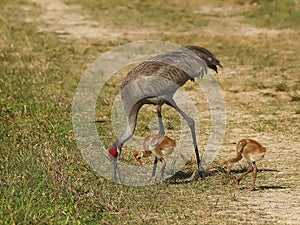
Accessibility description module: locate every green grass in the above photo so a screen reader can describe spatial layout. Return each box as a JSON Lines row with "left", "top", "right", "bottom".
{"left": 1, "top": 0, "right": 300, "bottom": 224}
{"left": 245, "top": 0, "right": 300, "bottom": 29}
{"left": 65, "top": 0, "right": 209, "bottom": 31}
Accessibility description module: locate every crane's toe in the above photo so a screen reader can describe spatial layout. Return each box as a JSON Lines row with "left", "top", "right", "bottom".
{"left": 232, "top": 177, "right": 242, "bottom": 185}
{"left": 192, "top": 170, "right": 206, "bottom": 181}
{"left": 244, "top": 187, "right": 256, "bottom": 192}
{"left": 199, "top": 170, "right": 206, "bottom": 179}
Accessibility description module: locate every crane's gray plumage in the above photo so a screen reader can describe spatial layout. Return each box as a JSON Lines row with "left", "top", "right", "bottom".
{"left": 108, "top": 45, "right": 223, "bottom": 182}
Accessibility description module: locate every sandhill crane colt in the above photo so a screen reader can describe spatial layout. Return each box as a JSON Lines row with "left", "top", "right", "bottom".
{"left": 223, "top": 139, "right": 267, "bottom": 191}
{"left": 108, "top": 46, "right": 223, "bottom": 182}
{"left": 133, "top": 134, "right": 176, "bottom": 182}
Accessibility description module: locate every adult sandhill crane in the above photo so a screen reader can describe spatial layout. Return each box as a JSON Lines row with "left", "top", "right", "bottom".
{"left": 223, "top": 139, "right": 267, "bottom": 191}
{"left": 108, "top": 45, "right": 223, "bottom": 182}
{"left": 133, "top": 134, "right": 176, "bottom": 182}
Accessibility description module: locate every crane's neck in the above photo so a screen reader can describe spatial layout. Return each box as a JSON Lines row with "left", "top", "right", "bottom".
{"left": 229, "top": 152, "right": 242, "bottom": 164}
{"left": 224, "top": 153, "right": 242, "bottom": 172}
{"left": 111, "top": 140, "right": 123, "bottom": 149}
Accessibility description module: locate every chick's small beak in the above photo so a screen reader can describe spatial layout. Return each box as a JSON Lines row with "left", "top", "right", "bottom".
{"left": 138, "top": 160, "right": 143, "bottom": 166}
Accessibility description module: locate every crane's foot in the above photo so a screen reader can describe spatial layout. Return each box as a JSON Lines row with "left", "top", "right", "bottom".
{"left": 192, "top": 170, "right": 206, "bottom": 181}
{"left": 244, "top": 187, "right": 256, "bottom": 192}
{"left": 199, "top": 170, "right": 206, "bottom": 179}
{"left": 199, "top": 163, "right": 206, "bottom": 179}
{"left": 232, "top": 177, "right": 242, "bottom": 185}
{"left": 149, "top": 175, "right": 159, "bottom": 184}
{"left": 149, "top": 177, "right": 163, "bottom": 185}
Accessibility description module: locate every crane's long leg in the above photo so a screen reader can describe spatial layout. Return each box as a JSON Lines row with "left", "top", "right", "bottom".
{"left": 159, "top": 159, "right": 167, "bottom": 181}
{"left": 150, "top": 157, "right": 159, "bottom": 183}
{"left": 150, "top": 159, "right": 167, "bottom": 184}
{"left": 232, "top": 162, "right": 253, "bottom": 185}
{"left": 156, "top": 105, "right": 165, "bottom": 135}
{"left": 166, "top": 99, "right": 205, "bottom": 179}
{"left": 250, "top": 162, "right": 258, "bottom": 191}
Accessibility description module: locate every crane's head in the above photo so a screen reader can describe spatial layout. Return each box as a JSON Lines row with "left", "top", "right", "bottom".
{"left": 133, "top": 150, "right": 144, "bottom": 166}
{"left": 223, "top": 159, "right": 234, "bottom": 176}
{"left": 184, "top": 46, "right": 223, "bottom": 74}
{"left": 108, "top": 147, "right": 119, "bottom": 160}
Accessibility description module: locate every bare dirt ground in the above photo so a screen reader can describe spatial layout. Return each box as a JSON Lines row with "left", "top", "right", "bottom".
{"left": 28, "top": 0, "right": 293, "bottom": 39}
{"left": 27, "top": 0, "right": 300, "bottom": 224}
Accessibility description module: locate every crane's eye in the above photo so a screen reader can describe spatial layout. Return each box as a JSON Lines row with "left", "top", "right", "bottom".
{"left": 137, "top": 156, "right": 141, "bottom": 160}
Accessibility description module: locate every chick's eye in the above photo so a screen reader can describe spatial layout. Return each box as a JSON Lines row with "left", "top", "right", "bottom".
{"left": 137, "top": 156, "right": 141, "bottom": 160}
